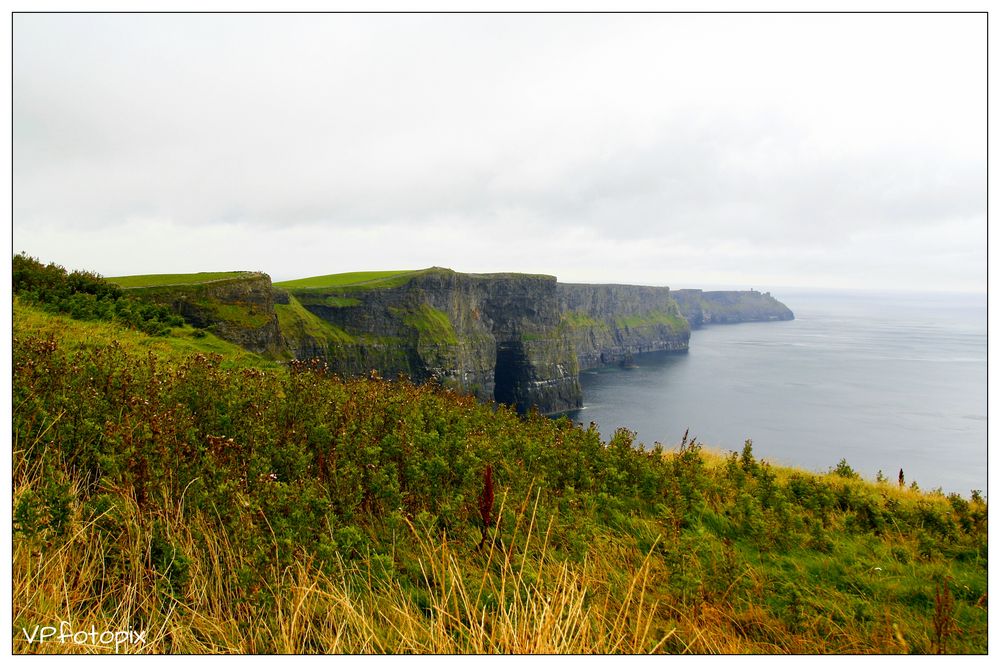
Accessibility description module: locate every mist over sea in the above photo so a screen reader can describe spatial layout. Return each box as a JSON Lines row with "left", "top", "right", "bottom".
{"left": 564, "top": 289, "right": 987, "bottom": 497}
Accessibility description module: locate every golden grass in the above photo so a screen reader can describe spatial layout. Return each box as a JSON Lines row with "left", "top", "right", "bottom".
{"left": 14, "top": 437, "right": 976, "bottom": 655}
{"left": 13, "top": 468, "right": 678, "bottom": 655}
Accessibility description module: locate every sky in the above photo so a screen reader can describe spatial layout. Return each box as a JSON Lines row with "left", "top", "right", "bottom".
{"left": 11, "top": 12, "right": 987, "bottom": 292}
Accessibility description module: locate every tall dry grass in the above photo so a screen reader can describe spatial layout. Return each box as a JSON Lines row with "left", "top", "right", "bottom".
{"left": 13, "top": 468, "right": 676, "bottom": 654}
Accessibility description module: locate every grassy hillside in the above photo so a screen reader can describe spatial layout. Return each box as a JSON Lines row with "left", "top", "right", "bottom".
{"left": 10, "top": 257, "right": 988, "bottom": 654}
{"left": 13, "top": 300, "right": 277, "bottom": 369}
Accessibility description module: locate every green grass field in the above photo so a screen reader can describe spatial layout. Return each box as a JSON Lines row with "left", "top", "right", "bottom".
{"left": 107, "top": 271, "right": 257, "bottom": 288}
{"left": 275, "top": 270, "right": 421, "bottom": 290}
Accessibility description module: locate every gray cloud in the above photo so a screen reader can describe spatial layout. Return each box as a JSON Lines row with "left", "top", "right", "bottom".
{"left": 12, "top": 12, "right": 986, "bottom": 292}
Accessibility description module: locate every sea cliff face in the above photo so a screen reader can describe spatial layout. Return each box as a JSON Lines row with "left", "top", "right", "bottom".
{"left": 132, "top": 269, "right": 794, "bottom": 414}
{"left": 672, "top": 289, "right": 795, "bottom": 327}
{"left": 557, "top": 283, "right": 690, "bottom": 370}
{"left": 283, "top": 269, "right": 583, "bottom": 414}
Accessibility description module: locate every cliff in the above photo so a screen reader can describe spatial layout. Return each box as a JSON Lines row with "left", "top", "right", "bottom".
{"left": 672, "top": 289, "right": 795, "bottom": 327}
{"left": 116, "top": 272, "right": 285, "bottom": 355}
{"left": 120, "top": 269, "right": 792, "bottom": 414}
{"left": 278, "top": 268, "right": 582, "bottom": 414}
{"left": 557, "top": 283, "right": 690, "bottom": 369}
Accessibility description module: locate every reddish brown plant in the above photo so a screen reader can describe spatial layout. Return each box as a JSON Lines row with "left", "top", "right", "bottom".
{"left": 478, "top": 464, "right": 494, "bottom": 549}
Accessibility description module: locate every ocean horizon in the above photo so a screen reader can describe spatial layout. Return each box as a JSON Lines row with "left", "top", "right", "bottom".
{"left": 564, "top": 288, "right": 987, "bottom": 497}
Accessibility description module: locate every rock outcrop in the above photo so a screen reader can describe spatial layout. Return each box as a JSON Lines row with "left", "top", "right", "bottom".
{"left": 122, "top": 272, "right": 284, "bottom": 355}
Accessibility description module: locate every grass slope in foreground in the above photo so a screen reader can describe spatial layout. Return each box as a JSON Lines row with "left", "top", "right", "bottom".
{"left": 11, "top": 278, "right": 988, "bottom": 655}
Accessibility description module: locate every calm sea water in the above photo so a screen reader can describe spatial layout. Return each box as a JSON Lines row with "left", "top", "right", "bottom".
{"left": 563, "top": 290, "right": 987, "bottom": 497}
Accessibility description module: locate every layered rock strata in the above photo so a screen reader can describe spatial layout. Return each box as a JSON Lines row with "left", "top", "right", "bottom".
{"left": 283, "top": 269, "right": 583, "bottom": 414}
{"left": 557, "top": 283, "right": 690, "bottom": 370}
{"left": 132, "top": 269, "right": 794, "bottom": 414}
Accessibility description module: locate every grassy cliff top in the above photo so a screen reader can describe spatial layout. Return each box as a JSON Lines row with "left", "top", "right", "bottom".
{"left": 276, "top": 268, "right": 558, "bottom": 291}
{"left": 107, "top": 271, "right": 262, "bottom": 288}
{"left": 275, "top": 269, "right": 423, "bottom": 290}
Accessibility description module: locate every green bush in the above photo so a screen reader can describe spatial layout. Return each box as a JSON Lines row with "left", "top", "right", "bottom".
{"left": 13, "top": 253, "right": 184, "bottom": 335}
{"left": 832, "top": 458, "right": 860, "bottom": 480}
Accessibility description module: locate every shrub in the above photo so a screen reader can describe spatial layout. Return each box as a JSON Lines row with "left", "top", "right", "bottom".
{"left": 13, "top": 253, "right": 183, "bottom": 335}
{"left": 832, "top": 458, "right": 859, "bottom": 480}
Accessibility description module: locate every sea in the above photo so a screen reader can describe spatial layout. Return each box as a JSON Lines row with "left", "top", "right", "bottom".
{"left": 562, "top": 289, "right": 988, "bottom": 498}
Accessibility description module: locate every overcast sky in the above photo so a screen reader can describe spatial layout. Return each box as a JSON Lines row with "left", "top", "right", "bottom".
{"left": 12, "top": 12, "right": 986, "bottom": 292}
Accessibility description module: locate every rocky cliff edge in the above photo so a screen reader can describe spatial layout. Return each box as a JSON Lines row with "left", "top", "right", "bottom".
{"left": 128, "top": 269, "right": 794, "bottom": 414}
